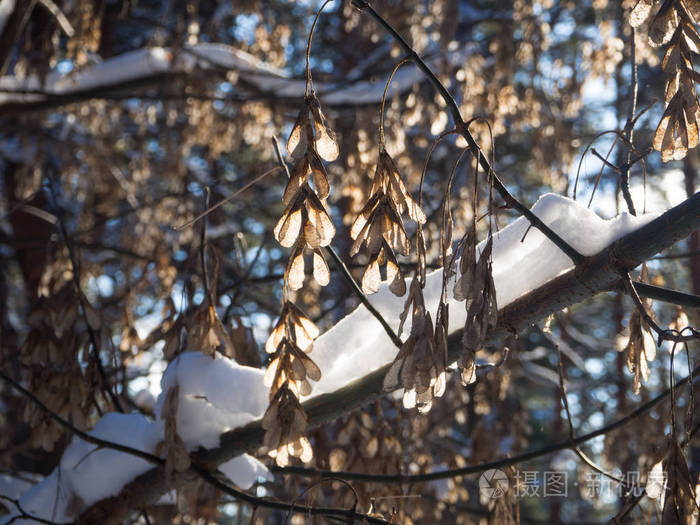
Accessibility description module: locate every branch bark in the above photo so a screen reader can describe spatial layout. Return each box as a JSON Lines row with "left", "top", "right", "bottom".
{"left": 79, "top": 191, "right": 700, "bottom": 522}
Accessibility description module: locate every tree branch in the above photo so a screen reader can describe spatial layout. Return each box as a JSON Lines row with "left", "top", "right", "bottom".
{"left": 629, "top": 281, "right": 700, "bottom": 309}
{"left": 273, "top": 362, "right": 700, "bottom": 483}
{"left": 77, "top": 192, "right": 700, "bottom": 522}
{"left": 350, "top": 0, "right": 585, "bottom": 265}
{"left": 0, "top": 368, "right": 391, "bottom": 525}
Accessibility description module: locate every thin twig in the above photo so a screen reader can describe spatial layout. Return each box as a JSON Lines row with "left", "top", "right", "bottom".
{"left": 283, "top": 477, "right": 358, "bottom": 525}
{"left": 270, "top": 136, "right": 403, "bottom": 349}
{"left": 620, "top": 23, "right": 638, "bottom": 216}
{"left": 557, "top": 347, "right": 627, "bottom": 488}
{"left": 623, "top": 273, "right": 699, "bottom": 343}
{"left": 628, "top": 281, "right": 700, "bottom": 310}
{"left": 273, "top": 364, "right": 700, "bottom": 483}
{"left": 0, "top": 494, "right": 73, "bottom": 525}
{"left": 200, "top": 187, "right": 215, "bottom": 306}
{"left": 653, "top": 249, "right": 700, "bottom": 260}
{"left": 351, "top": 0, "right": 585, "bottom": 265}
{"left": 47, "top": 175, "right": 124, "bottom": 413}
{"left": 36, "top": 0, "right": 75, "bottom": 37}
{"left": 174, "top": 167, "right": 281, "bottom": 231}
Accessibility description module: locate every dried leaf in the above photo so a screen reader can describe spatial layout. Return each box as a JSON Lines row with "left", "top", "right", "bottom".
{"left": 646, "top": 459, "right": 666, "bottom": 499}
{"left": 286, "top": 239, "right": 306, "bottom": 291}
{"left": 385, "top": 246, "right": 406, "bottom": 296}
{"left": 312, "top": 249, "right": 330, "bottom": 286}
{"left": 361, "top": 253, "right": 382, "bottom": 294}
{"left": 630, "top": 0, "right": 656, "bottom": 27}
{"left": 274, "top": 197, "right": 303, "bottom": 248}
{"left": 305, "top": 189, "right": 336, "bottom": 247}
{"left": 310, "top": 94, "right": 339, "bottom": 161}
{"left": 308, "top": 149, "right": 331, "bottom": 200}
{"left": 650, "top": 1, "right": 679, "bottom": 46}
{"left": 287, "top": 102, "right": 311, "bottom": 160}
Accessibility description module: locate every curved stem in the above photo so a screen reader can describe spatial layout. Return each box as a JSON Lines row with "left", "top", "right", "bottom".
{"left": 352, "top": 0, "right": 585, "bottom": 264}
{"left": 305, "top": 0, "right": 335, "bottom": 95}
{"left": 379, "top": 58, "right": 410, "bottom": 145}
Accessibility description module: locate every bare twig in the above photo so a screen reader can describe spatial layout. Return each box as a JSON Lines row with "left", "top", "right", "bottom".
{"left": 270, "top": 135, "right": 403, "bottom": 349}
{"left": 620, "top": 24, "right": 638, "bottom": 216}
{"left": 628, "top": 281, "right": 700, "bottom": 310}
{"left": 556, "top": 347, "right": 627, "bottom": 488}
{"left": 36, "top": 0, "right": 75, "bottom": 37}
{"left": 174, "top": 167, "right": 281, "bottom": 231}
{"left": 623, "top": 273, "right": 699, "bottom": 343}
{"left": 199, "top": 187, "right": 215, "bottom": 306}
{"left": 47, "top": 175, "right": 124, "bottom": 413}
{"left": 283, "top": 477, "right": 358, "bottom": 525}
{"left": 0, "top": 494, "right": 73, "bottom": 525}
{"left": 351, "top": 0, "right": 585, "bottom": 265}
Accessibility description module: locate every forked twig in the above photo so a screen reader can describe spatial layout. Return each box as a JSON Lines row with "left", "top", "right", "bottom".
{"left": 623, "top": 273, "right": 699, "bottom": 343}
{"left": 351, "top": 0, "right": 585, "bottom": 265}
{"left": 271, "top": 136, "right": 403, "bottom": 349}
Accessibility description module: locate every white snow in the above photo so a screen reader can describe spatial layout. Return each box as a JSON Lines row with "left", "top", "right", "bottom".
{"left": 0, "top": 473, "right": 37, "bottom": 502}
{"left": 219, "top": 455, "right": 273, "bottom": 490}
{"left": 5, "top": 193, "right": 658, "bottom": 521}
{"left": 4, "top": 360, "right": 272, "bottom": 523}
{"left": 155, "top": 351, "right": 268, "bottom": 449}
{"left": 0, "top": 42, "right": 473, "bottom": 107}
{"left": 2, "top": 413, "right": 163, "bottom": 524}
{"left": 309, "top": 193, "right": 657, "bottom": 395}
{"left": 0, "top": 0, "right": 14, "bottom": 39}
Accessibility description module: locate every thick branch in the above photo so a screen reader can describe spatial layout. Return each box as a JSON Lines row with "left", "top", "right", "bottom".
{"left": 0, "top": 44, "right": 470, "bottom": 114}
{"left": 631, "top": 281, "right": 700, "bottom": 309}
{"left": 273, "top": 363, "right": 700, "bottom": 482}
{"left": 79, "top": 192, "right": 700, "bottom": 522}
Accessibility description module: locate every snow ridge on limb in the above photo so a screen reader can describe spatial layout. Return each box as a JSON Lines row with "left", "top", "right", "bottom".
{"left": 0, "top": 42, "right": 474, "bottom": 112}
{"left": 9, "top": 193, "right": 698, "bottom": 524}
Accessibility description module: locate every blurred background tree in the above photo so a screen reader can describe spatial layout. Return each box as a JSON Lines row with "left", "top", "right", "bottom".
{"left": 0, "top": 0, "right": 698, "bottom": 523}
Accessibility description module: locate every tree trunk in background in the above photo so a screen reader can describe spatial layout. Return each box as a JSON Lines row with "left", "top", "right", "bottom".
{"left": 683, "top": 151, "right": 700, "bottom": 299}
{"left": 683, "top": 150, "right": 700, "bottom": 483}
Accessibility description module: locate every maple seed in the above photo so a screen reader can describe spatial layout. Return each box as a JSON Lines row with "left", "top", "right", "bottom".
{"left": 350, "top": 148, "right": 425, "bottom": 296}
{"left": 637, "top": 0, "right": 700, "bottom": 162}
{"left": 262, "top": 384, "right": 313, "bottom": 466}
{"left": 618, "top": 265, "right": 657, "bottom": 394}
{"left": 287, "top": 94, "right": 339, "bottom": 162}
{"left": 383, "top": 279, "right": 446, "bottom": 413}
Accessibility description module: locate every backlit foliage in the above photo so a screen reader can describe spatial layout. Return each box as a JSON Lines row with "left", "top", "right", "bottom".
{"left": 632, "top": 0, "right": 700, "bottom": 161}
{"left": 263, "top": 25, "right": 339, "bottom": 465}
{"left": 0, "top": 0, "right": 699, "bottom": 523}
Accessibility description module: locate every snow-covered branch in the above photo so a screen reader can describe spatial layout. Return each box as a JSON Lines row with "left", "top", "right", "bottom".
{"left": 0, "top": 42, "right": 473, "bottom": 113}
{"left": 58, "top": 192, "right": 698, "bottom": 523}
{"left": 3, "top": 193, "right": 697, "bottom": 523}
